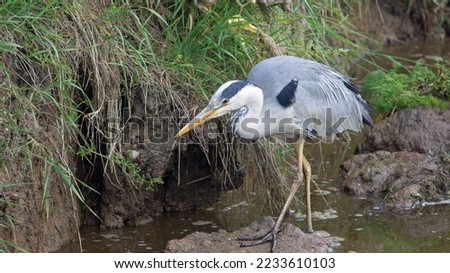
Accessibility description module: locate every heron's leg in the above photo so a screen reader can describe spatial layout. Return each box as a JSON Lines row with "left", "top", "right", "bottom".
{"left": 302, "top": 154, "right": 314, "bottom": 233}
{"left": 238, "top": 139, "right": 305, "bottom": 252}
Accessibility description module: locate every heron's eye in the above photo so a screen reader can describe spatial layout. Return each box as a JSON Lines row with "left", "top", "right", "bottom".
{"left": 222, "top": 99, "right": 229, "bottom": 104}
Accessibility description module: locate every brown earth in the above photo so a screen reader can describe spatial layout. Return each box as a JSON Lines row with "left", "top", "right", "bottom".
{"left": 357, "top": 108, "right": 450, "bottom": 155}
{"left": 97, "top": 142, "right": 243, "bottom": 229}
{"left": 0, "top": 128, "right": 81, "bottom": 252}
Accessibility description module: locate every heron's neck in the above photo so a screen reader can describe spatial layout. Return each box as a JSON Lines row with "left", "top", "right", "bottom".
{"left": 230, "top": 86, "right": 266, "bottom": 140}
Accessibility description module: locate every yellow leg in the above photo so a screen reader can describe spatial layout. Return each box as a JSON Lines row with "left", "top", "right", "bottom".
{"left": 302, "top": 154, "right": 313, "bottom": 233}
{"left": 238, "top": 139, "right": 312, "bottom": 251}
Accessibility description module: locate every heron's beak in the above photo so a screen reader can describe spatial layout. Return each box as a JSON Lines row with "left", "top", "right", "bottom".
{"left": 175, "top": 106, "right": 218, "bottom": 138}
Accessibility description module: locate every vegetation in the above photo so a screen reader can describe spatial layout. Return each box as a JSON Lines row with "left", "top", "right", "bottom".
{"left": 362, "top": 61, "right": 450, "bottom": 119}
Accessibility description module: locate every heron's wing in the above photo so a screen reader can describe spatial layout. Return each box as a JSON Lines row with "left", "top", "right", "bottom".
{"left": 247, "top": 56, "right": 372, "bottom": 139}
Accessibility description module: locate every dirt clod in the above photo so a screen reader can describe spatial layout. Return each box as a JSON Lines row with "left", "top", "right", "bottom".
{"left": 165, "top": 216, "right": 339, "bottom": 253}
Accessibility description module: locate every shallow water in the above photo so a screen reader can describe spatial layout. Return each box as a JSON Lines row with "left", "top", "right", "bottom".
{"left": 351, "top": 38, "right": 450, "bottom": 78}
{"left": 59, "top": 132, "right": 450, "bottom": 253}
{"left": 59, "top": 40, "right": 450, "bottom": 253}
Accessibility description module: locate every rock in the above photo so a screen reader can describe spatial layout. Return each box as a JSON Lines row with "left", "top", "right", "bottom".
{"left": 357, "top": 108, "right": 450, "bottom": 155}
{"left": 341, "top": 150, "right": 449, "bottom": 208}
{"left": 165, "top": 216, "right": 339, "bottom": 253}
{"left": 341, "top": 107, "right": 450, "bottom": 208}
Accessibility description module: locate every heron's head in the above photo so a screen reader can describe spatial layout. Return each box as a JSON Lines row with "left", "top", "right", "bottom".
{"left": 175, "top": 80, "right": 258, "bottom": 138}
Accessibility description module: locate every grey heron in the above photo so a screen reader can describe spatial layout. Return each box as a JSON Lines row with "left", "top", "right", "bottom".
{"left": 175, "top": 55, "right": 373, "bottom": 252}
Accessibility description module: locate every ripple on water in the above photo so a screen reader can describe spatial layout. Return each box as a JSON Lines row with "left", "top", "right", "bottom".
{"left": 231, "top": 201, "right": 249, "bottom": 207}
{"left": 100, "top": 234, "right": 120, "bottom": 239}
{"left": 311, "top": 209, "right": 338, "bottom": 220}
{"left": 191, "top": 220, "right": 213, "bottom": 226}
{"left": 313, "top": 190, "right": 331, "bottom": 195}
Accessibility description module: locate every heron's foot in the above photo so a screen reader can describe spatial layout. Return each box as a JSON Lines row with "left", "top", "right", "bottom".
{"left": 237, "top": 225, "right": 284, "bottom": 252}
{"left": 305, "top": 227, "right": 314, "bottom": 234}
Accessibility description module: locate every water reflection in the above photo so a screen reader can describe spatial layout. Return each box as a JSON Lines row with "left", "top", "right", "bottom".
{"left": 351, "top": 38, "right": 450, "bottom": 79}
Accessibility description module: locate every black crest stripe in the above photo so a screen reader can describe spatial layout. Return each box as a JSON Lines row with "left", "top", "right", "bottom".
{"left": 276, "top": 79, "right": 298, "bottom": 108}
{"left": 220, "top": 80, "right": 250, "bottom": 100}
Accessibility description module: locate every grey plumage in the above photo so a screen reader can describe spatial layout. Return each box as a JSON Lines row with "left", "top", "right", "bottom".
{"left": 247, "top": 55, "right": 372, "bottom": 141}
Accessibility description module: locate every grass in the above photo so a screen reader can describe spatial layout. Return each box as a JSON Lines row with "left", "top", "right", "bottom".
{"left": 362, "top": 61, "right": 450, "bottom": 119}
{"left": 1, "top": 0, "right": 376, "bottom": 251}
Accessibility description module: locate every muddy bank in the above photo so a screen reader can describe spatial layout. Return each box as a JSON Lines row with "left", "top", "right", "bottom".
{"left": 97, "top": 141, "right": 242, "bottom": 228}
{"left": 341, "top": 108, "right": 450, "bottom": 208}
{"left": 353, "top": 0, "right": 450, "bottom": 46}
{"left": 165, "top": 216, "right": 339, "bottom": 253}
{"left": 0, "top": 52, "right": 82, "bottom": 252}
{"left": 0, "top": 127, "right": 81, "bottom": 252}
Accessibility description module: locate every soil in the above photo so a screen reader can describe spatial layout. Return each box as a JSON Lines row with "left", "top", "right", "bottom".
{"left": 0, "top": 154, "right": 81, "bottom": 253}
{"left": 341, "top": 108, "right": 450, "bottom": 208}
{"left": 97, "top": 142, "right": 242, "bottom": 229}
{"left": 357, "top": 108, "right": 450, "bottom": 155}
{"left": 165, "top": 216, "right": 339, "bottom": 253}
